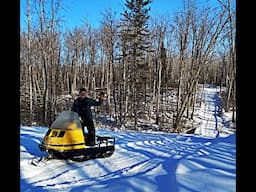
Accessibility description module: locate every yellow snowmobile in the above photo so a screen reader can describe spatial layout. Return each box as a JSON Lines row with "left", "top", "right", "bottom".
{"left": 39, "top": 111, "right": 115, "bottom": 161}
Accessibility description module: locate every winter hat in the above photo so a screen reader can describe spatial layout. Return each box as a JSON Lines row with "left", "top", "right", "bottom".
{"left": 79, "top": 88, "right": 87, "bottom": 93}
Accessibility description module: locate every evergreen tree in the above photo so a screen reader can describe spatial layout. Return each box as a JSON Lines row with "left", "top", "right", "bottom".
{"left": 120, "top": 0, "right": 152, "bottom": 129}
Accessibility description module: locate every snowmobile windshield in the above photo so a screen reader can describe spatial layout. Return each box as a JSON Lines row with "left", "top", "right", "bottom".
{"left": 50, "top": 111, "right": 82, "bottom": 130}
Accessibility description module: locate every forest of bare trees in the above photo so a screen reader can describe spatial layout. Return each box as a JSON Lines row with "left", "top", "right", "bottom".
{"left": 20, "top": 0, "right": 236, "bottom": 133}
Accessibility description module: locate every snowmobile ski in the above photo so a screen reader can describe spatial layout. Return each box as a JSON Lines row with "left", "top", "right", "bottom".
{"left": 29, "top": 155, "right": 53, "bottom": 166}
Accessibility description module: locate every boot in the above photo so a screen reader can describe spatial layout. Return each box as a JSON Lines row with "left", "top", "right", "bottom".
{"left": 86, "top": 134, "right": 95, "bottom": 146}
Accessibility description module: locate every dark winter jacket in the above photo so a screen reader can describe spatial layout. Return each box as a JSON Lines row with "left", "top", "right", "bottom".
{"left": 71, "top": 97, "right": 102, "bottom": 123}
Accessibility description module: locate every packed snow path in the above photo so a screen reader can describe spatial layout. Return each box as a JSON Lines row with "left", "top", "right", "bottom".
{"left": 194, "top": 85, "right": 235, "bottom": 138}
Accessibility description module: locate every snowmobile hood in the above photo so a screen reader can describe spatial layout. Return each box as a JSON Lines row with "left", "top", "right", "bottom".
{"left": 50, "top": 111, "right": 82, "bottom": 130}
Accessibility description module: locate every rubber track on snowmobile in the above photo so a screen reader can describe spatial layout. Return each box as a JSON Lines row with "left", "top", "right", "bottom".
{"left": 39, "top": 136, "right": 115, "bottom": 162}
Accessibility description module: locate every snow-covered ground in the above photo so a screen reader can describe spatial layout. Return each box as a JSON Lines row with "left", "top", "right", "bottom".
{"left": 20, "top": 86, "right": 236, "bottom": 192}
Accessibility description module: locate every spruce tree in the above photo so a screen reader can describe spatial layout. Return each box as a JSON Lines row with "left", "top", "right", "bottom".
{"left": 120, "top": 0, "right": 152, "bottom": 129}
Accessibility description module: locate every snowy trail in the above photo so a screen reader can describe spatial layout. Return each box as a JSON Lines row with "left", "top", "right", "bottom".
{"left": 194, "top": 86, "right": 235, "bottom": 138}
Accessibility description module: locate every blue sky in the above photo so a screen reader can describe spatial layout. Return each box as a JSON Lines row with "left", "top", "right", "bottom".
{"left": 20, "top": 0, "right": 234, "bottom": 31}
{"left": 20, "top": 0, "right": 182, "bottom": 31}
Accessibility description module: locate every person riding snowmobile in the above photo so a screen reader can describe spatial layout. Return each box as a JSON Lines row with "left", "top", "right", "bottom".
{"left": 71, "top": 88, "right": 104, "bottom": 146}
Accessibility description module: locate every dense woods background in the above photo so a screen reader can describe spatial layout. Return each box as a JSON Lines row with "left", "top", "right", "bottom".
{"left": 20, "top": 0, "right": 236, "bottom": 133}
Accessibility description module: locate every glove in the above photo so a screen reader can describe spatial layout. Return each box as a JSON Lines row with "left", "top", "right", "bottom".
{"left": 99, "top": 92, "right": 104, "bottom": 100}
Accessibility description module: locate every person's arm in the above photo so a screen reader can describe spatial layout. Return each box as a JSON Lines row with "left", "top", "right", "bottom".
{"left": 91, "top": 92, "right": 104, "bottom": 106}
